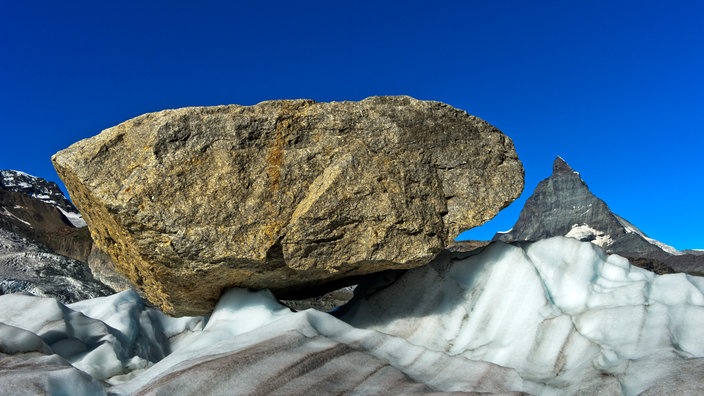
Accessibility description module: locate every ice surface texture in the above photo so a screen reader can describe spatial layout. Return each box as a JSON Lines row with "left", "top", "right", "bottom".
{"left": 1, "top": 237, "right": 703, "bottom": 395}
{"left": 342, "top": 237, "right": 704, "bottom": 395}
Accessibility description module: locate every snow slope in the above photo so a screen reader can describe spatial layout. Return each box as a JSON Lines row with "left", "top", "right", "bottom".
{"left": 1, "top": 237, "right": 703, "bottom": 395}
{"left": 0, "top": 288, "right": 522, "bottom": 395}
{"left": 342, "top": 237, "right": 704, "bottom": 395}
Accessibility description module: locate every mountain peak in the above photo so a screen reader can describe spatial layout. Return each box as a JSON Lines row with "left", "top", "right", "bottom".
{"left": 552, "top": 156, "right": 575, "bottom": 175}
{"left": 494, "top": 158, "right": 682, "bottom": 265}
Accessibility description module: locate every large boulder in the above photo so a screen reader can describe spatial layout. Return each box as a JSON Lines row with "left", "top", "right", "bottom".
{"left": 52, "top": 96, "right": 523, "bottom": 315}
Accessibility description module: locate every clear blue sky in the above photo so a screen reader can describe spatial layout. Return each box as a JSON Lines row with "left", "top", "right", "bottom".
{"left": 1, "top": 1, "right": 702, "bottom": 249}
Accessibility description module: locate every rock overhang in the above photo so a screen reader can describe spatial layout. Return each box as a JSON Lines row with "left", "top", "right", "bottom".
{"left": 52, "top": 95, "right": 524, "bottom": 315}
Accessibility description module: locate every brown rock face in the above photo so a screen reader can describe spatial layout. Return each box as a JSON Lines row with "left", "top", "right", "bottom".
{"left": 52, "top": 96, "right": 523, "bottom": 315}
{"left": 0, "top": 189, "right": 92, "bottom": 262}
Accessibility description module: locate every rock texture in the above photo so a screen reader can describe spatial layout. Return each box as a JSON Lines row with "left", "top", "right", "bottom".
{"left": 52, "top": 96, "right": 523, "bottom": 315}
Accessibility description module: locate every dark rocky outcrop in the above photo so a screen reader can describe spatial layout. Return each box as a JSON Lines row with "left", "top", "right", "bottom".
{"left": 53, "top": 96, "right": 524, "bottom": 315}
{"left": 0, "top": 189, "right": 92, "bottom": 262}
{"left": 0, "top": 169, "right": 94, "bottom": 263}
{"left": 494, "top": 157, "right": 704, "bottom": 274}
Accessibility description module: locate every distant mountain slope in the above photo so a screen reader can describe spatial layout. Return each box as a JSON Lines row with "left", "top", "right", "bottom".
{"left": 0, "top": 227, "right": 113, "bottom": 303}
{"left": 494, "top": 157, "right": 703, "bottom": 275}
{"left": 0, "top": 170, "right": 85, "bottom": 227}
{"left": 0, "top": 185, "right": 92, "bottom": 262}
{"left": 0, "top": 169, "right": 115, "bottom": 301}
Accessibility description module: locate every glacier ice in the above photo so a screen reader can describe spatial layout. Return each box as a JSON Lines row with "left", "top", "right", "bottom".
{"left": 0, "top": 237, "right": 703, "bottom": 395}
{"left": 341, "top": 237, "right": 704, "bottom": 394}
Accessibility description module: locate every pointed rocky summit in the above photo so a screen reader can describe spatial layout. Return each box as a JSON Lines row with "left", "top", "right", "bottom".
{"left": 493, "top": 157, "right": 703, "bottom": 274}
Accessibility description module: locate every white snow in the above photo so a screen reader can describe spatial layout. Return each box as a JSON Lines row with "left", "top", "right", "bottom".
{"left": 565, "top": 223, "right": 614, "bottom": 247}
{"left": 5, "top": 170, "right": 33, "bottom": 178}
{"left": 1, "top": 170, "right": 36, "bottom": 187}
{"left": 1, "top": 237, "right": 703, "bottom": 394}
{"left": 58, "top": 207, "right": 87, "bottom": 228}
{"left": 1, "top": 207, "right": 32, "bottom": 227}
{"left": 342, "top": 237, "right": 704, "bottom": 395}
{"left": 616, "top": 215, "right": 682, "bottom": 255}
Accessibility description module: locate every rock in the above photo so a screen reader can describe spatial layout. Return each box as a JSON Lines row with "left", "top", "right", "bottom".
{"left": 493, "top": 156, "right": 704, "bottom": 275}
{"left": 280, "top": 285, "right": 356, "bottom": 312}
{"left": 52, "top": 96, "right": 523, "bottom": 315}
{"left": 86, "top": 244, "right": 136, "bottom": 293}
{"left": 494, "top": 156, "right": 638, "bottom": 248}
{"left": 447, "top": 239, "right": 490, "bottom": 253}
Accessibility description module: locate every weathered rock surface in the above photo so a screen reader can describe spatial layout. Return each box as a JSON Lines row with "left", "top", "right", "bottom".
{"left": 86, "top": 244, "right": 136, "bottom": 293}
{"left": 52, "top": 96, "right": 523, "bottom": 315}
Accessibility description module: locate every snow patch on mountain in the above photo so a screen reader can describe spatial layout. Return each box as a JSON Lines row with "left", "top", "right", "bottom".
{"left": 565, "top": 223, "right": 614, "bottom": 247}
{"left": 615, "top": 215, "right": 682, "bottom": 255}
{"left": 58, "top": 207, "right": 87, "bottom": 228}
